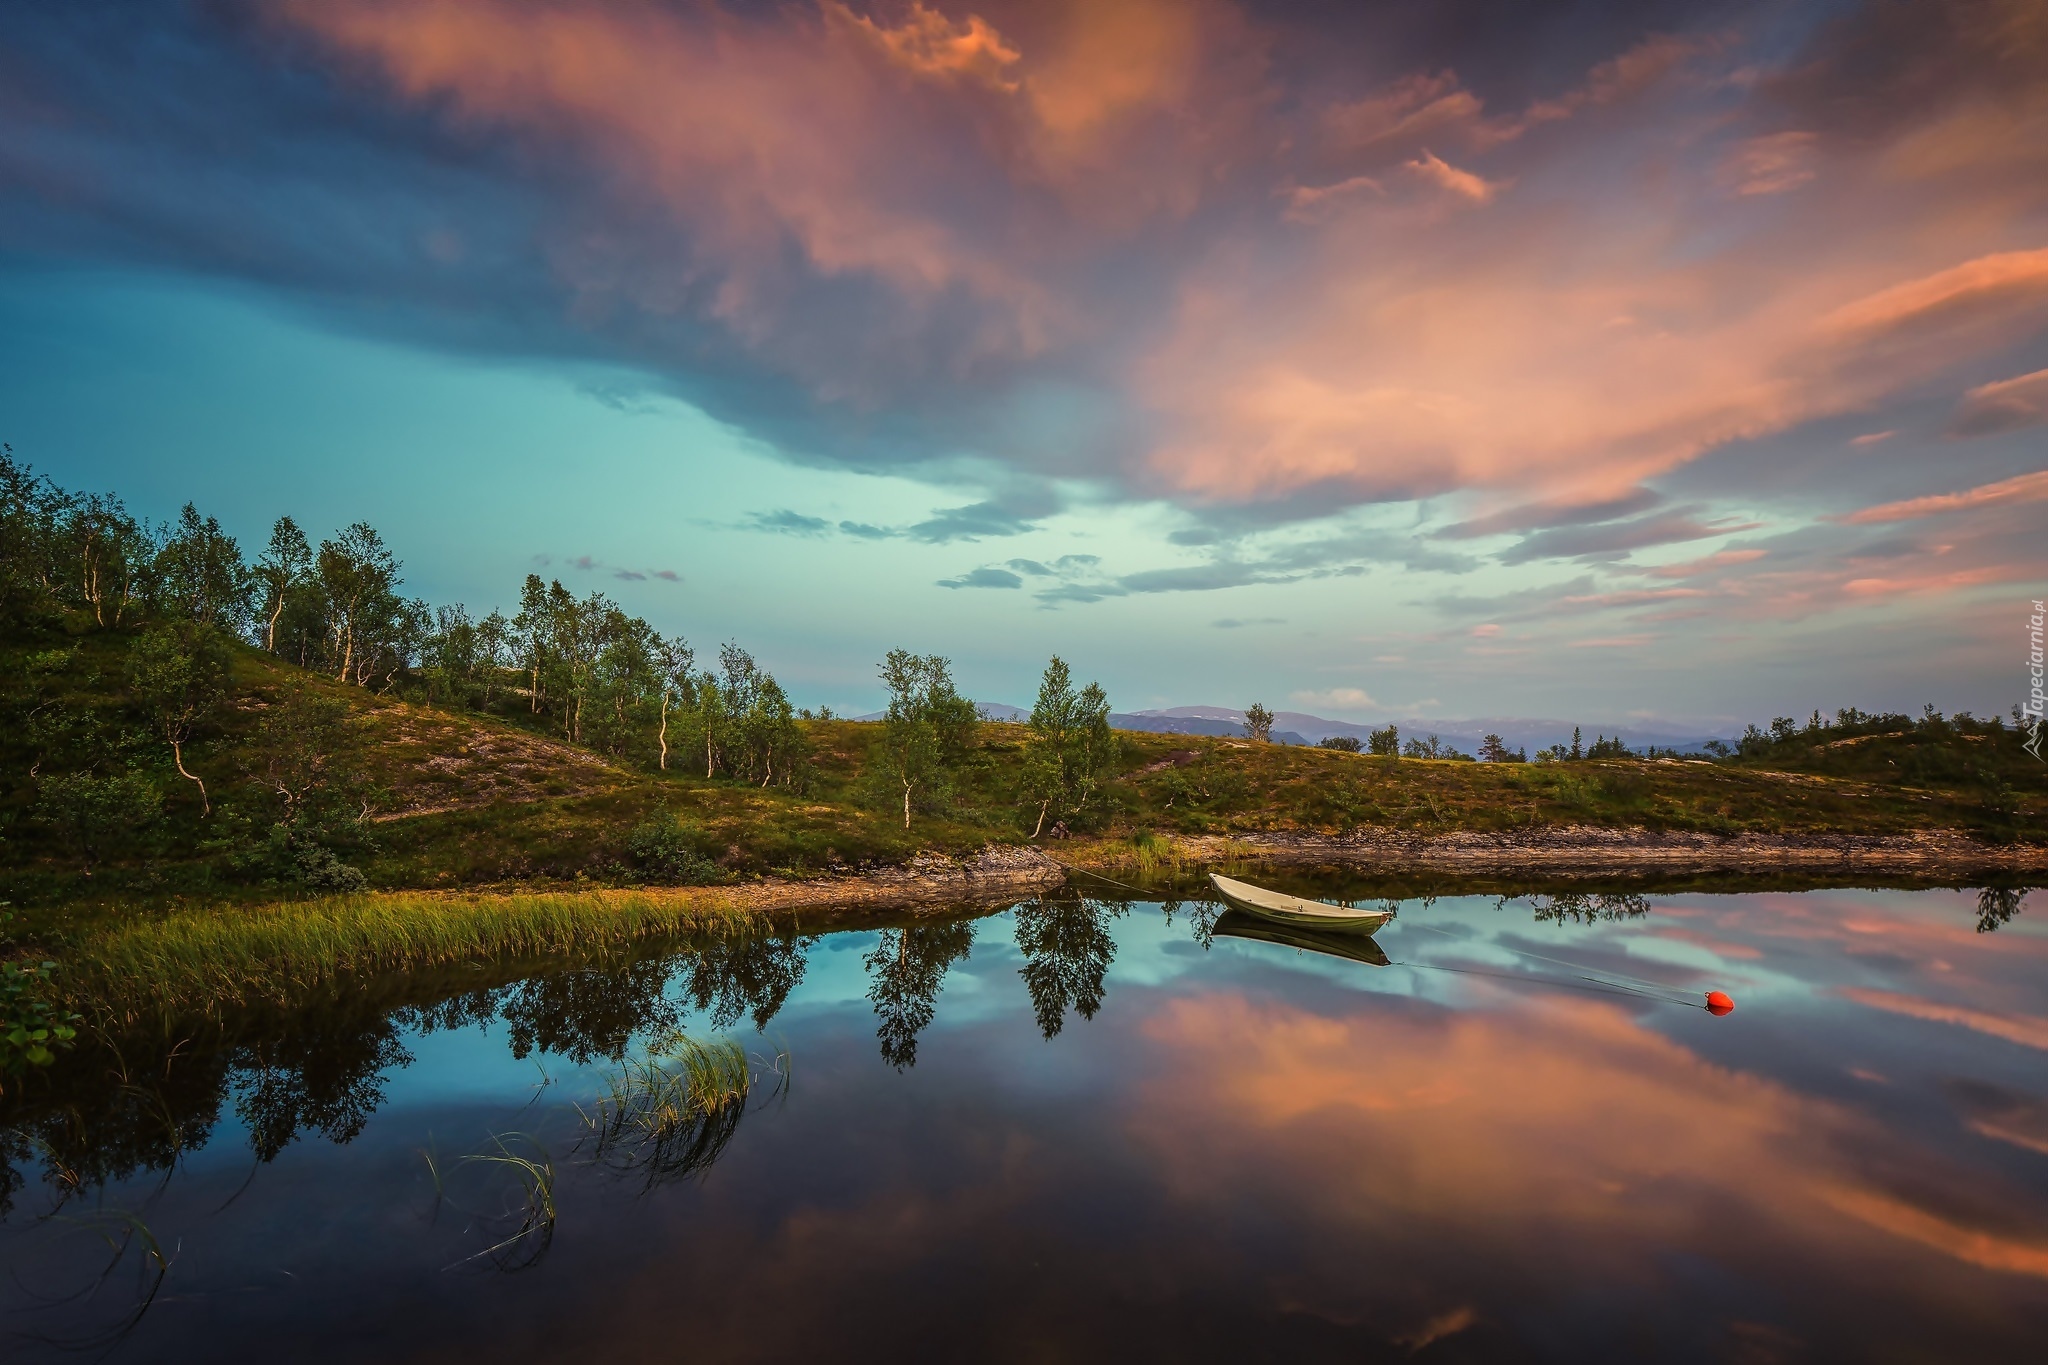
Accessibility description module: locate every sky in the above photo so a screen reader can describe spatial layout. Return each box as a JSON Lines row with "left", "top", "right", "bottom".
{"left": 1, "top": 0, "right": 2044, "bottom": 729}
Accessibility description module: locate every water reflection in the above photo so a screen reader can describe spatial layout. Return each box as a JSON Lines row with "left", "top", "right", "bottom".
{"left": 865, "top": 921, "right": 975, "bottom": 1069}
{"left": 1, "top": 881, "right": 2045, "bottom": 1360}
{"left": 235, "top": 1021, "right": 412, "bottom": 1161}
{"left": 1503, "top": 890, "right": 1651, "bottom": 924}
{"left": 1015, "top": 892, "right": 1125, "bottom": 1039}
{"left": 1208, "top": 910, "right": 1391, "bottom": 967}
{"left": 0, "top": 928, "right": 823, "bottom": 1222}
{"left": 1975, "top": 885, "right": 2031, "bottom": 933}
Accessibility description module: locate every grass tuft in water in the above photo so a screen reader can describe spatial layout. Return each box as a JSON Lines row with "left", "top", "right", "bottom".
{"left": 578, "top": 1030, "right": 782, "bottom": 1190}
{"left": 426, "top": 1131, "right": 559, "bottom": 1273}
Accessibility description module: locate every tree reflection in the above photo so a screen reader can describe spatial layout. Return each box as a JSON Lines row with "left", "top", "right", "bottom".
{"left": 1015, "top": 894, "right": 1123, "bottom": 1040}
{"left": 0, "top": 929, "right": 818, "bottom": 1217}
{"left": 231, "top": 1020, "right": 412, "bottom": 1161}
{"left": 677, "top": 930, "right": 814, "bottom": 1032}
{"left": 1975, "top": 887, "right": 2031, "bottom": 933}
{"left": 492, "top": 959, "right": 682, "bottom": 1065}
{"left": 1502, "top": 892, "right": 1652, "bottom": 925}
{"left": 864, "top": 920, "right": 976, "bottom": 1069}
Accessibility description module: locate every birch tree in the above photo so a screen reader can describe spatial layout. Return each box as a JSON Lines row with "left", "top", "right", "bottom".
{"left": 876, "top": 649, "right": 977, "bottom": 829}
{"left": 1022, "top": 656, "right": 1114, "bottom": 837}
{"left": 315, "top": 523, "right": 401, "bottom": 684}
{"left": 127, "top": 621, "right": 229, "bottom": 814}
{"left": 157, "top": 503, "right": 251, "bottom": 631}
{"left": 254, "top": 516, "right": 312, "bottom": 652}
{"left": 655, "top": 635, "right": 695, "bottom": 772}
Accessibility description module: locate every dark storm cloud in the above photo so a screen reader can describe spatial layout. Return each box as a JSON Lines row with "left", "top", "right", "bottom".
{"left": 2, "top": 0, "right": 2044, "bottom": 574}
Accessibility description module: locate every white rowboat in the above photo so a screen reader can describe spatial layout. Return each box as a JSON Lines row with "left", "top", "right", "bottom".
{"left": 1208, "top": 873, "right": 1393, "bottom": 935}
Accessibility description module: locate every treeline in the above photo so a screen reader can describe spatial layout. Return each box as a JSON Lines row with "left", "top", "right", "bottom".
{"left": 867, "top": 650, "right": 1114, "bottom": 835}
{"left": 1, "top": 447, "right": 1129, "bottom": 866}
{"left": 1708, "top": 704, "right": 2032, "bottom": 803}
{"left": 0, "top": 446, "right": 809, "bottom": 789}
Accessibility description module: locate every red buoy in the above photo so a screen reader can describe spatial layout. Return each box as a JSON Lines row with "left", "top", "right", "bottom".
{"left": 1705, "top": 991, "right": 1735, "bottom": 1016}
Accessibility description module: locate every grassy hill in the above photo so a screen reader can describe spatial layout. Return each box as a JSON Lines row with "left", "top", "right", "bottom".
{"left": 8, "top": 625, "right": 2044, "bottom": 937}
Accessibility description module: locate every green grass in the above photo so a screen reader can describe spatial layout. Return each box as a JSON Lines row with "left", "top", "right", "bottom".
{"left": 579, "top": 1030, "right": 772, "bottom": 1189}
{"left": 8, "top": 620, "right": 2043, "bottom": 952}
{"left": 59, "top": 887, "right": 768, "bottom": 1026}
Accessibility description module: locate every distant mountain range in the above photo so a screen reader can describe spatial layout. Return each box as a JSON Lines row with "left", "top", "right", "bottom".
{"left": 869, "top": 703, "right": 1734, "bottom": 756}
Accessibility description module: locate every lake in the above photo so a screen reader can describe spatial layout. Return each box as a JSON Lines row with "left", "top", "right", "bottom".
{"left": 4, "top": 878, "right": 2045, "bottom": 1361}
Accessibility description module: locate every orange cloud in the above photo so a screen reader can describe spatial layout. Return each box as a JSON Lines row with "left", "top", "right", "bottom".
{"left": 1950, "top": 365, "right": 2048, "bottom": 435}
{"left": 1820, "top": 247, "right": 2048, "bottom": 338}
{"left": 274, "top": 1, "right": 2048, "bottom": 518}
{"left": 1723, "top": 131, "right": 1819, "bottom": 196}
{"left": 1833, "top": 468, "right": 2048, "bottom": 523}
{"left": 1129, "top": 990, "right": 2047, "bottom": 1290}
{"left": 841, "top": 2, "right": 1021, "bottom": 88}
{"left": 1820, "top": 1186, "right": 2048, "bottom": 1279}
{"left": 1838, "top": 987, "right": 2048, "bottom": 1051}
{"left": 1404, "top": 150, "right": 1499, "bottom": 203}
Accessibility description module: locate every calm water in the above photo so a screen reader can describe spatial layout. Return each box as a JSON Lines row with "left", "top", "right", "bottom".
{"left": 4, "top": 881, "right": 2046, "bottom": 1362}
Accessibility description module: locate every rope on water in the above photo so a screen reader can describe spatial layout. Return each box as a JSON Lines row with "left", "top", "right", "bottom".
{"left": 1045, "top": 859, "right": 1162, "bottom": 898}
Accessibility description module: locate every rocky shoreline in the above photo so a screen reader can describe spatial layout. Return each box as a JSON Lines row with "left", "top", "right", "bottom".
{"left": 1143, "top": 826, "right": 2048, "bottom": 877}
{"left": 673, "top": 827, "right": 2046, "bottom": 928}
{"left": 691, "top": 842, "right": 1075, "bottom": 927}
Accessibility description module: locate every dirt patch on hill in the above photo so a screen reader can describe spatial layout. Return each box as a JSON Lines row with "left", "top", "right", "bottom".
{"left": 365, "top": 706, "right": 625, "bottom": 819}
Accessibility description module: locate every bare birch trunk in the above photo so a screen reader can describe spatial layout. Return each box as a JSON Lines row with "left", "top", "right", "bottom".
{"left": 171, "top": 737, "right": 209, "bottom": 815}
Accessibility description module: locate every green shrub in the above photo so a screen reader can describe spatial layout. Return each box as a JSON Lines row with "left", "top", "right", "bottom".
{"left": 627, "top": 813, "right": 722, "bottom": 886}
{"left": 34, "top": 769, "right": 163, "bottom": 871}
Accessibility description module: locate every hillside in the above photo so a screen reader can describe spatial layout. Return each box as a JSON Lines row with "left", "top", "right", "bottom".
{"left": 7, "top": 623, "right": 2043, "bottom": 935}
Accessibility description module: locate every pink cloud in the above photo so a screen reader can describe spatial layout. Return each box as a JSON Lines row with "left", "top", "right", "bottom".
{"left": 1638, "top": 549, "right": 1768, "bottom": 579}
{"left": 1820, "top": 248, "right": 2048, "bottom": 338}
{"left": 1403, "top": 150, "right": 1499, "bottom": 203}
{"left": 1840, "top": 987, "right": 2048, "bottom": 1051}
{"left": 1950, "top": 366, "right": 2048, "bottom": 436}
{"left": 1833, "top": 468, "right": 2048, "bottom": 524}
{"left": 1722, "top": 131, "right": 1819, "bottom": 196}
{"left": 277, "top": 0, "right": 2048, "bottom": 529}
{"left": 1131, "top": 988, "right": 2048, "bottom": 1292}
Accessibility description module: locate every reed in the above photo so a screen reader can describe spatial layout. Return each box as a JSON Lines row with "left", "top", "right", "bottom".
{"left": 62, "top": 888, "right": 763, "bottom": 1025}
{"left": 426, "top": 1131, "right": 559, "bottom": 1272}
{"left": 579, "top": 1030, "right": 783, "bottom": 1190}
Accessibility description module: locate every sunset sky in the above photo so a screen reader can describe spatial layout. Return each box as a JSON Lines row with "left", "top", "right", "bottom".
{"left": 3, "top": 0, "right": 2043, "bottom": 727}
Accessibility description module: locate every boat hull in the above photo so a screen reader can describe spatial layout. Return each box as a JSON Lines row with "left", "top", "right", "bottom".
{"left": 1208, "top": 873, "right": 1393, "bottom": 934}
